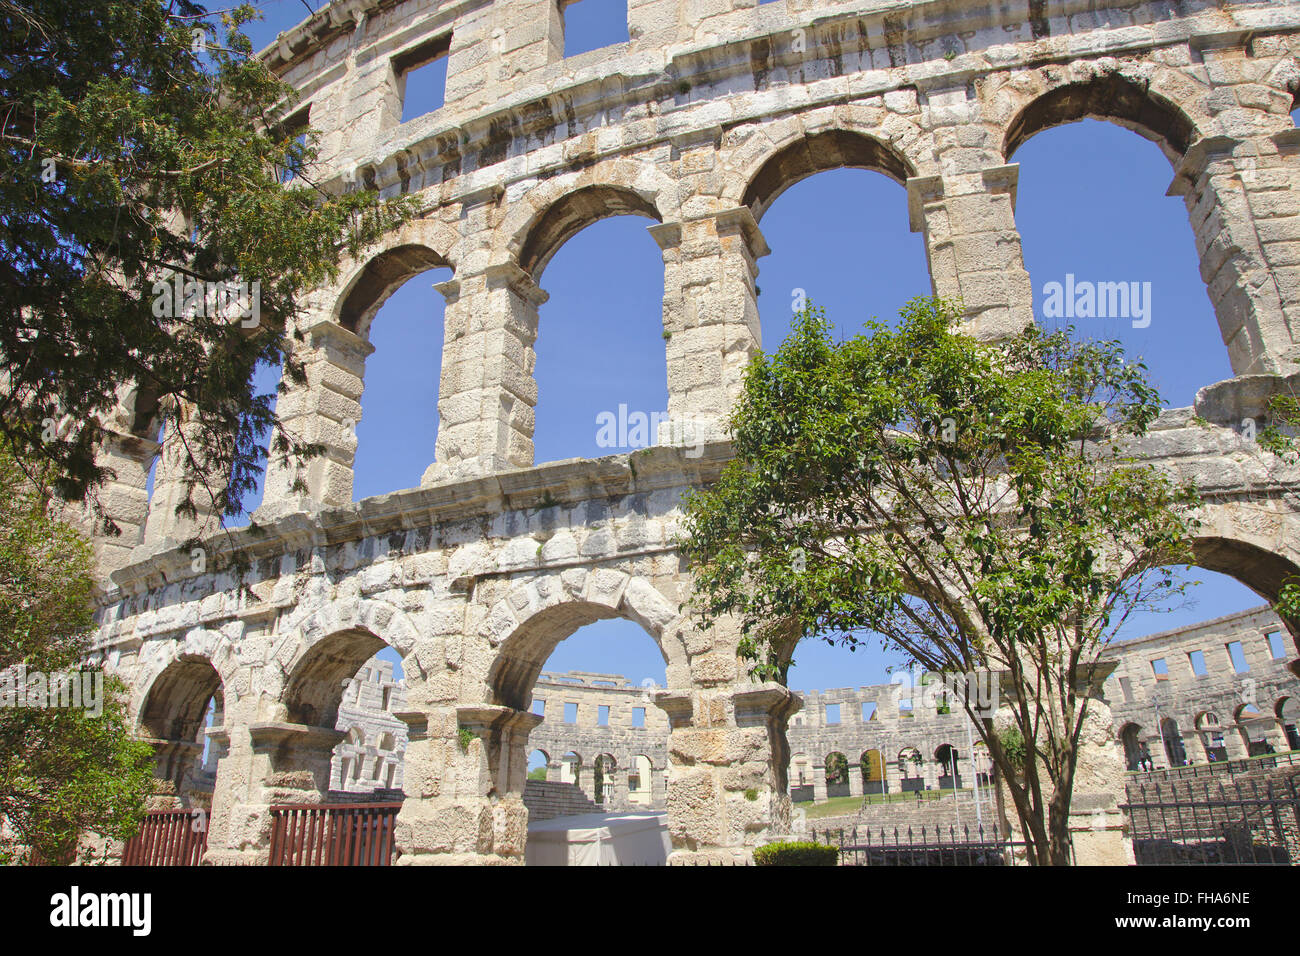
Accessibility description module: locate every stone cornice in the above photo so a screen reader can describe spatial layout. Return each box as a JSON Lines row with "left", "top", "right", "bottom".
{"left": 311, "top": 1, "right": 1300, "bottom": 204}
{"left": 103, "top": 441, "right": 732, "bottom": 600}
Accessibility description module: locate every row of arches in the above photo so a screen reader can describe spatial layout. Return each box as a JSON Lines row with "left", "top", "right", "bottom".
{"left": 790, "top": 743, "right": 995, "bottom": 798}
{"left": 110, "top": 68, "right": 1300, "bottom": 538}
{"left": 1121, "top": 698, "right": 1300, "bottom": 770}
{"left": 528, "top": 749, "right": 660, "bottom": 808}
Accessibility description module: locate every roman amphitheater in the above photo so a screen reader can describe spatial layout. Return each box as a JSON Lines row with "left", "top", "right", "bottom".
{"left": 83, "top": 0, "right": 1300, "bottom": 864}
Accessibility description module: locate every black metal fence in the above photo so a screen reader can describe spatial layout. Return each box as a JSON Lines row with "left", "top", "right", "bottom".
{"left": 1120, "top": 775, "right": 1300, "bottom": 865}
{"left": 811, "top": 823, "right": 1032, "bottom": 866}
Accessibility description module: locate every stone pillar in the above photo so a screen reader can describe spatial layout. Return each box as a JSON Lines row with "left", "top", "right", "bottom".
{"left": 142, "top": 403, "right": 227, "bottom": 547}
{"left": 202, "top": 721, "right": 343, "bottom": 866}
{"left": 1067, "top": 693, "right": 1136, "bottom": 866}
{"left": 651, "top": 207, "right": 767, "bottom": 449}
{"left": 425, "top": 262, "right": 543, "bottom": 481}
{"left": 848, "top": 765, "right": 864, "bottom": 799}
{"left": 258, "top": 320, "right": 372, "bottom": 518}
{"left": 655, "top": 682, "right": 801, "bottom": 864}
{"left": 1168, "top": 128, "right": 1300, "bottom": 375}
{"left": 87, "top": 428, "right": 159, "bottom": 575}
{"left": 811, "top": 764, "right": 828, "bottom": 803}
{"left": 393, "top": 703, "right": 539, "bottom": 865}
{"left": 908, "top": 163, "right": 1034, "bottom": 341}
{"left": 992, "top": 663, "right": 1134, "bottom": 865}
{"left": 650, "top": 762, "right": 668, "bottom": 809}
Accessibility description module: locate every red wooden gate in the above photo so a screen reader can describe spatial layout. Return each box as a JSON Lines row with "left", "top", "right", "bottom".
{"left": 268, "top": 802, "right": 401, "bottom": 866}
{"left": 122, "top": 809, "right": 207, "bottom": 865}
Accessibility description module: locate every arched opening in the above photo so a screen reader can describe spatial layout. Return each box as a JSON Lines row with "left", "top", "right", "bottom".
{"left": 1004, "top": 75, "right": 1194, "bottom": 164}
{"left": 1235, "top": 704, "right": 1274, "bottom": 757}
{"left": 1277, "top": 698, "right": 1300, "bottom": 752}
{"left": 489, "top": 600, "right": 673, "bottom": 863}
{"left": 273, "top": 628, "right": 411, "bottom": 804}
{"left": 138, "top": 657, "right": 225, "bottom": 809}
{"left": 522, "top": 186, "right": 667, "bottom": 464}
{"left": 1120, "top": 723, "right": 1145, "bottom": 772}
{"left": 1195, "top": 712, "right": 1229, "bottom": 763}
{"left": 1158, "top": 717, "right": 1187, "bottom": 768}
{"left": 333, "top": 245, "right": 452, "bottom": 501}
{"left": 559, "top": 752, "right": 583, "bottom": 792}
{"left": 934, "top": 743, "right": 961, "bottom": 789}
{"left": 1107, "top": 547, "right": 1297, "bottom": 773}
{"left": 626, "top": 754, "right": 654, "bottom": 805}
{"left": 594, "top": 753, "right": 617, "bottom": 805}
{"left": 527, "top": 749, "right": 551, "bottom": 782}
{"left": 860, "top": 748, "right": 887, "bottom": 796}
{"left": 1012, "top": 110, "right": 1226, "bottom": 408}
{"left": 330, "top": 648, "right": 406, "bottom": 796}
{"left": 824, "top": 751, "right": 850, "bottom": 798}
{"left": 744, "top": 132, "right": 927, "bottom": 351}
{"left": 898, "top": 747, "right": 923, "bottom": 792}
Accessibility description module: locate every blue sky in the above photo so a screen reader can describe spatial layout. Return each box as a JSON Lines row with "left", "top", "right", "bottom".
{"left": 225, "top": 2, "right": 1275, "bottom": 692}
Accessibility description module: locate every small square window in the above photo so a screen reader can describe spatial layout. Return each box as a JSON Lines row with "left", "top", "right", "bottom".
{"left": 532, "top": 699, "right": 546, "bottom": 717}
{"left": 1226, "top": 641, "right": 1250, "bottom": 674}
{"left": 564, "top": 702, "right": 578, "bottom": 723}
{"left": 1188, "top": 650, "right": 1207, "bottom": 677}
{"left": 561, "top": 0, "right": 629, "bottom": 59}
{"left": 393, "top": 35, "right": 450, "bottom": 124}
{"left": 861, "top": 702, "right": 877, "bottom": 721}
{"left": 1151, "top": 658, "right": 1169, "bottom": 681}
{"left": 631, "top": 707, "right": 645, "bottom": 728}
{"left": 825, "top": 703, "right": 840, "bottom": 725}
{"left": 597, "top": 705, "right": 609, "bottom": 726}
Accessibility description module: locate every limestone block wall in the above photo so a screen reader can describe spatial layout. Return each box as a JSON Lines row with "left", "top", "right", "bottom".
{"left": 527, "top": 671, "right": 670, "bottom": 809}
{"left": 1105, "top": 605, "right": 1300, "bottom": 768}
{"left": 332, "top": 656, "right": 409, "bottom": 792}
{"left": 83, "top": 0, "right": 1300, "bottom": 864}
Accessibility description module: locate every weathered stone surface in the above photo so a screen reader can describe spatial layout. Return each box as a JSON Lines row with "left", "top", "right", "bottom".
{"left": 81, "top": 0, "right": 1300, "bottom": 866}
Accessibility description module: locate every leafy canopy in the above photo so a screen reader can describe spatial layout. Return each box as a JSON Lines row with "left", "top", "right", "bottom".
{"left": 0, "top": 447, "right": 154, "bottom": 863}
{"left": 1, "top": 0, "right": 416, "bottom": 524}
{"left": 682, "top": 297, "right": 1198, "bottom": 681}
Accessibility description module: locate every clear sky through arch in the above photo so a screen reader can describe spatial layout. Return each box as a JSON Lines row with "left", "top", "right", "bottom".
{"left": 220, "top": 2, "right": 1280, "bottom": 692}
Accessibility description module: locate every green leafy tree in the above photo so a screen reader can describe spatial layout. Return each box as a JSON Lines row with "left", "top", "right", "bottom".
{"left": 1256, "top": 390, "right": 1300, "bottom": 628}
{"left": 679, "top": 298, "right": 1200, "bottom": 865}
{"left": 0, "top": 449, "right": 154, "bottom": 863}
{"left": 1, "top": 0, "right": 416, "bottom": 527}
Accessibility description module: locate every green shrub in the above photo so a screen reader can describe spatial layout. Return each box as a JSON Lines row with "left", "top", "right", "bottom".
{"left": 752, "top": 841, "right": 838, "bottom": 867}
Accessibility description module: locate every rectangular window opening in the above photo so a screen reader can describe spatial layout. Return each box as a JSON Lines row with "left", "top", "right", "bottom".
{"left": 563, "top": 702, "right": 578, "bottom": 724}
{"left": 1226, "top": 641, "right": 1250, "bottom": 674}
{"left": 277, "top": 106, "right": 310, "bottom": 184}
{"left": 631, "top": 707, "right": 645, "bottom": 728}
{"left": 1119, "top": 677, "right": 1134, "bottom": 703}
{"left": 1188, "top": 650, "right": 1207, "bottom": 677}
{"left": 597, "top": 704, "right": 610, "bottom": 726}
{"left": 1151, "top": 658, "right": 1169, "bottom": 681}
{"left": 861, "top": 702, "right": 877, "bottom": 721}
{"left": 1266, "top": 630, "right": 1287, "bottom": 660}
{"left": 561, "top": 0, "right": 629, "bottom": 59}
{"left": 825, "top": 703, "right": 840, "bottom": 725}
{"left": 394, "top": 34, "right": 451, "bottom": 124}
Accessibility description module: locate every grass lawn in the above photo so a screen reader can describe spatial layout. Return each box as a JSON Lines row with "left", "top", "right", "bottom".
{"left": 795, "top": 788, "right": 968, "bottom": 819}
